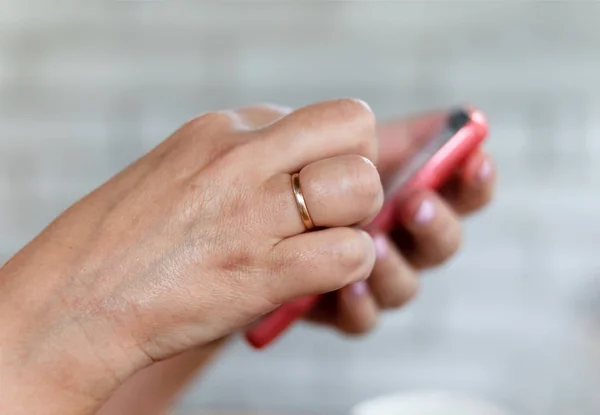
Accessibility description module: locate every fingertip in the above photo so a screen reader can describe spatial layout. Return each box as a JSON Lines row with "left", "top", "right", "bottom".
{"left": 338, "top": 282, "right": 379, "bottom": 335}
{"left": 268, "top": 227, "right": 376, "bottom": 304}
{"left": 476, "top": 156, "right": 495, "bottom": 184}
{"left": 463, "top": 151, "right": 495, "bottom": 185}
{"left": 368, "top": 238, "right": 420, "bottom": 309}
{"left": 356, "top": 225, "right": 375, "bottom": 246}
{"left": 357, "top": 229, "right": 377, "bottom": 277}
{"left": 373, "top": 233, "right": 389, "bottom": 261}
{"left": 437, "top": 152, "right": 496, "bottom": 216}
{"left": 460, "top": 153, "right": 496, "bottom": 211}
{"left": 396, "top": 191, "right": 438, "bottom": 229}
{"left": 348, "top": 280, "right": 370, "bottom": 298}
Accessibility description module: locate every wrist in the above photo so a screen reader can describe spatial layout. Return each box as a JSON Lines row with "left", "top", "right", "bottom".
{"left": 0, "top": 261, "right": 148, "bottom": 414}
{"left": 97, "top": 337, "right": 231, "bottom": 415}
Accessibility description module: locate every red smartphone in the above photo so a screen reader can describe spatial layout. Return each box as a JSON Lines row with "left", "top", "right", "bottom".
{"left": 245, "top": 107, "right": 489, "bottom": 349}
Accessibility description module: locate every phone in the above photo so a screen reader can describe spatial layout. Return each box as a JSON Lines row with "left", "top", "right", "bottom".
{"left": 245, "top": 107, "right": 489, "bottom": 349}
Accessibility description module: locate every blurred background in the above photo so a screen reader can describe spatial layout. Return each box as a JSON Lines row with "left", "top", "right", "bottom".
{"left": 2, "top": 1, "right": 600, "bottom": 414}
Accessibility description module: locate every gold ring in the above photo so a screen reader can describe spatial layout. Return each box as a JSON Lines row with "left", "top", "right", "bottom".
{"left": 291, "top": 173, "right": 315, "bottom": 230}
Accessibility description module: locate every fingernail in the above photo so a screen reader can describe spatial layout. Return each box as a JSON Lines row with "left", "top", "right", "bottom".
{"left": 360, "top": 156, "right": 376, "bottom": 169}
{"left": 373, "top": 234, "right": 388, "bottom": 260}
{"left": 414, "top": 199, "right": 435, "bottom": 225}
{"left": 350, "top": 281, "right": 369, "bottom": 297}
{"left": 477, "top": 159, "right": 493, "bottom": 182}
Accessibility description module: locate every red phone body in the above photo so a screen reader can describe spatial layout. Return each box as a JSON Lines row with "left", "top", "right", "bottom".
{"left": 245, "top": 107, "right": 489, "bottom": 349}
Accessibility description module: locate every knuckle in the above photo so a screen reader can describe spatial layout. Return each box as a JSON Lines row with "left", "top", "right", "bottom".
{"left": 335, "top": 98, "right": 377, "bottom": 160}
{"left": 218, "top": 137, "right": 268, "bottom": 178}
{"left": 317, "top": 98, "right": 378, "bottom": 161}
{"left": 189, "top": 111, "right": 234, "bottom": 130}
{"left": 256, "top": 102, "right": 294, "bottom": 116}
{"left": 233, "top": 103, "right": 293, "bottom": 130}
{"left": 184, "top": 111, "right": 245, "bottom": 148}
{"left": 334, "top": 98, "right": 375, "bottom": 127}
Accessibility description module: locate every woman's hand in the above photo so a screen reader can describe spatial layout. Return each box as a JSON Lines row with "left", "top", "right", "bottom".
{"left": 307, "top": 111, "right": 496, "bottom": 334}
{"left": 96, "top": 106, "right": 496, "bottom": 415}
{"left": 0, "top": 99, "right": 383, "bottom": 414}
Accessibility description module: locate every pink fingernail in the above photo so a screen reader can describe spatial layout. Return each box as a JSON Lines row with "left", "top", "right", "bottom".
{"left": 477, "top": 159, "right": 493, "bottom": 182}
{"left": 350, "top": 281, "right": 369, "bottom": 297}
{"left": 414, "top": 199, "right": 435, "bottom": 224}
{"left": 373, "top": 234, "right": 388, "bottom": 260}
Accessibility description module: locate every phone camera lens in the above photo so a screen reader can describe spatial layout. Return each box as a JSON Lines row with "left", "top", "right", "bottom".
{"left": 447, "top": 109, "right": 470, "bottom": 132}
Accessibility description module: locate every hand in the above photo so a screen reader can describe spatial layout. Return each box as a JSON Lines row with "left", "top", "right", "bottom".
{"left": 307, "top": 110, "right": 496, "bottom": 334}
{"left": 0, "top": 99, "right": 383, "bottom": 414}
{"left": 97, "top": 106, "right": 495, "bottom": 415}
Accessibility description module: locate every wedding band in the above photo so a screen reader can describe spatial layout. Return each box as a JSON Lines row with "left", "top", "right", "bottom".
{"left": 291, "top": 173, "right": 315, "bottom": 230}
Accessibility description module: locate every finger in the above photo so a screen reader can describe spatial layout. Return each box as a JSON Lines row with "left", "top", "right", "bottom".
{"left": 393, "top": 191, "right": 462, "bottom": 269}
{"left": 368, "top": 234, "right": 419, "bottom": 309}
{"left": 304, "top": 286, "right": 378, "bottom": 335}
{"left": 232, "top": 103, "right": 293, "bottom": 130}
{"left": 335, "top": 281, "right": 379, "bottom": 335}
{"left": 265, "top": 227, "right": 376, "bottom": 305}
{"left": 376, "top": 110, "right": 448, "bottom": 181}
{"left": 439, "top": 151, "right": 496, "bottom": 216}
{"left": 256, "top": 98, "right": 378, "bottom": 173}
{"left": 264, "top": 154, "right": 383, "bottom": 238}
{"left": 179, "top": 105, "right": 293, "bottom": 164}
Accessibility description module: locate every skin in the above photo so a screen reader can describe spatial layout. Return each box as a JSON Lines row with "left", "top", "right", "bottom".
{"left": 0, "top": 100, "right": 495, "bottom": 415}
{"left": 99, "top": 106, "right": 496, "bottom": 415}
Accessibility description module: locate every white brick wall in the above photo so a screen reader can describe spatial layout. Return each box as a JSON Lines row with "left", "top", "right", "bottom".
{"left": 2, "top": 2, "right": 600, "bottom": 414}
